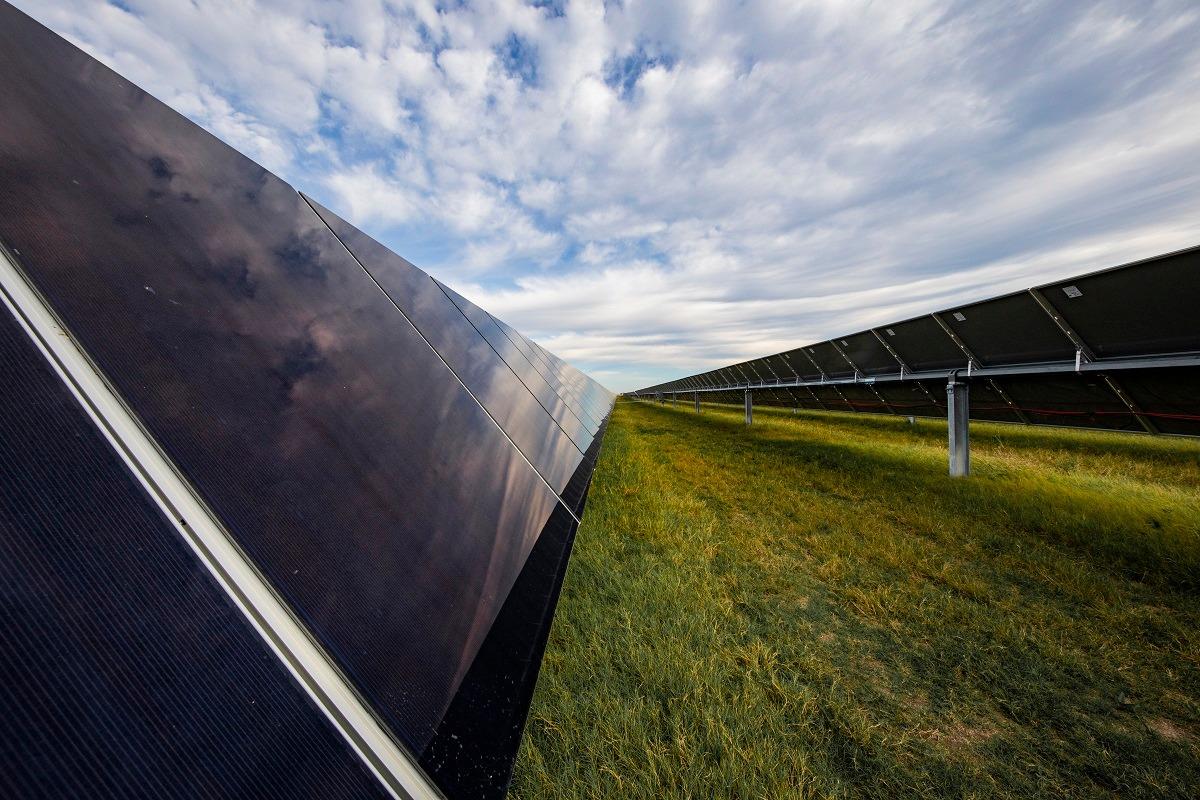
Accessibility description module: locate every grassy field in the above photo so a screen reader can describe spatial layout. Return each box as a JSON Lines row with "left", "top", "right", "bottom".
{"left": 510, "top": 399, "right": 1200, "bottom": 799}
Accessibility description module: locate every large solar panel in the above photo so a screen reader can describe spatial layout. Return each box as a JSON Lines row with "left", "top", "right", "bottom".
{"left": 305, "top": 196, "right": 586, "bottom": 501}
{"left": 0, "top": 4, "right": 612, "bottom": 798}
{"left": 491, "top": 315, "right": 603, "bottom": 431}
{"left": 437, "top": 279, "right": 601, "bottom": 445}
{"left": 634, "top": 246, "right": 1200, "bottom": 439}
{"left": 0, "top": 303, "right": 389, "bottom": 800}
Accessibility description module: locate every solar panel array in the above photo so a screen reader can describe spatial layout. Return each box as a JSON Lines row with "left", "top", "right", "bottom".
{"left": 0, "top": 4, "right": 612, "bottom": 799}
{"left": 633, "top": 245, "right": 1200, "bottom": 438}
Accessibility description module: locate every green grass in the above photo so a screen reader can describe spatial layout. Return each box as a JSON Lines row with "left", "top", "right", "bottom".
{"left": 510, "top": 399, "right": 1200, "bottom": 799}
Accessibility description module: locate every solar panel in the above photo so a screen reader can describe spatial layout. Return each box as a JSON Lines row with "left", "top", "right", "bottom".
{"left": 437, "top": 279, "right": 598, "bottom": 449}
{"left": 1040, "top": 247, "right": 1200, "bottom": 358}
{"left": 0, "top": 4, "right": 613, "bottom": 797}
{"left": 633, "top": 246, "right": 1200, "bottom": 447}
{"left": 805, "top": 341, "right": 856, "bottom": 378}
{"left": 305, "top": 196, "right": 586, "bottom": 499}
{"left": 940, "top": 292, "right": 1075, "bottom": 366}
{"left": 838, "top": 331, "right": 901, "bottom": 375}
{"left": 0, "top": 303, "right": 390, "bottom": 800}
{"left": 491, "top": 315, "right": 602, "bottom": 430}
{"left": 877, "top": 316, "right": 968, "bottom": 372}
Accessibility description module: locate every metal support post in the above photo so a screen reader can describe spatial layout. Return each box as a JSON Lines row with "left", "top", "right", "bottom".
{"left": 744, "top": 389, "right": 753, "bottom": 425}
{"left": 673, "top": 392, "right": 677, "bottom": 405}
{"left": 947, "top": 380, "right": 969, "bottom": 477}
{"left": 694, "top": 392, "right": 701, "bottom": 413}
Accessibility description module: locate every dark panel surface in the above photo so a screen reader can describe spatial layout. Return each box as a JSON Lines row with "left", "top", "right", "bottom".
{"left": 792, "top": 386, "right": 826, "bottom": 409}
{"left": 762, "top": 358, "right": 793, "bottom": 382}
{"left": 1000, "top": 374, "right": 1140, "bottom": 431}
{"left": 530, "top": 340, "right": 602, "bottom": 420}
{"left": 781, "top": 349, "right": 823, "bottom": 381}
{"left": 0, "top": 304, "right": 389, "bottom": 800}
{"left": 496, "top": 318, "right": 601, "bottom": 430}
{"left": 742, "top": 359, "right": 771, "bottom": 383}
{"left": 0, "top": 3, "right": 559, "bottom": 754}
{"left": 805, "top": 342, "right": 855, "bottom": 378}
{"left": 967, "top": 380, "right": 1025, "bottom": 423}
{"left": 875, "top": 381, "right": 944, "bottom": 417}
{"left": 306, "top": 197, "right": 585, "bottom": 494}
{"left": 762, "top": 354, "right": 798, "bottom": 380}
{"left": 562, "top": 418, "right": 609, "bottom": 518}
{"left": 879, "top": 316, "right": 967, "bottom": 372}
{"left": 1118, "top": 367, "right": 1200, "bottom": 436}
{"left": 942, "top": 293, "right": 1075, "bottom": 366}
{"left": 766, "top": 388, "right": 800, "bottom": 406}
{"left": 437, "top": 280, "right": 596, "bottom": 450}
{"left": 837, "top": 382, "right": 885, "bottom": 411}
{"left": 1041, "top": 248, "right": 1200, "bottom": 358}
{"left": 750, "top": 387, "right": 783, "bottom": 405}
{"left": 731, "top": 362, "right": 757, "bottom": 384}
{"left": 420, "top": 504, "right": 579, "bottom": 800}
{"left": 840, "top": 331, "right": 903, "bottom": 375}
{"left": 810, "top": 384, "right": 852, "bottom": 410}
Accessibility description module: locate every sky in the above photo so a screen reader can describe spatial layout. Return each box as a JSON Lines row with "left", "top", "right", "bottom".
{"left": 18, "top": 0, "right": 1200, "bottom": 392}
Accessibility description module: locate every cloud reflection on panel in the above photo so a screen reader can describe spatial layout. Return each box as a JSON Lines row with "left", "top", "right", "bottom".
{"left": 0, "top": 1, "right": 596, "bottom": 771}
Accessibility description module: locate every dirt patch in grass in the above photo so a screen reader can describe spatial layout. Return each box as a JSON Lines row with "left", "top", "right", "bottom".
{"left": 1146, "top": 718, "right": 1192, "bottom": 742}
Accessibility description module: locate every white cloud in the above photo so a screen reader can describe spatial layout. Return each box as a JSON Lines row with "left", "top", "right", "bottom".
{"left": 17, "top": 0, "right": 1200, "bottom": 391}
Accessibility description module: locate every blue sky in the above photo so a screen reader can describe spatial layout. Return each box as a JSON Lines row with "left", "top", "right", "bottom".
{"left": 21, "top": 0, "right": 1200, "bottom": 392}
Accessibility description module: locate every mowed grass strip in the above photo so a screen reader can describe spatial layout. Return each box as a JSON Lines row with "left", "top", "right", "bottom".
{"left": 510, "top": 399, "right": 1200, "bottom": 799}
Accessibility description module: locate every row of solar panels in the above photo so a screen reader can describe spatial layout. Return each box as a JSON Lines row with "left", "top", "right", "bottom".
{"left": 0, "top": 4, "right": 611, "bottom": 799}
{"left": 633, "top": 244, "right": 1200, "bottom": 437}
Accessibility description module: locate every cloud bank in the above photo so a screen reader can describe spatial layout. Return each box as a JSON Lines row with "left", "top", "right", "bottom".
{"left": 19, "top": 0, "right": 1200, "bottom": 391}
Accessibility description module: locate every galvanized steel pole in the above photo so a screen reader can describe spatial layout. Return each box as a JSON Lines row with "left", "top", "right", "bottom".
{"left": 947, "top": 379, "right": 970, "bottom": 476}
{"left": 744, "top": 389, "right": 753, "bottom": 425}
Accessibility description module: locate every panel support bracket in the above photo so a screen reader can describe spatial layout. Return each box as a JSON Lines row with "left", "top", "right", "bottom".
{"left": 1027, "top": 287, "right": 1158, "bottom": 434}
{"left": 931, "top": 313, "right": 1030, "bottom": 425}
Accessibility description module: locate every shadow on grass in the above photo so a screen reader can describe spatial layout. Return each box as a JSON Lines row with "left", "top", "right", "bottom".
{"left": 638, "top": 401, "right": 1200, "bottom": 591}
{"left": 693, "top": 399, "right": 1200, "bottom": 467}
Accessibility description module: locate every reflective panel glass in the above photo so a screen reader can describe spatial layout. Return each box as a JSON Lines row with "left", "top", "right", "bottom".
{"left": 0, "top": 5, "right": 560, "bottom": 755}
{"left": 0, "top": 304, "right": 390, "bottom": 800}
{"left": 437, "top": 280, "right": 597, "bottom": 449}
{"left": 495, "top": 318, "right": 602, "bottom": 430}
{"left": 421, "top": 503, "right": 580, "bottom": 800}
{"left": 306, "top": 197, "right": 584, "bottom": 495}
